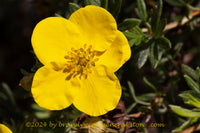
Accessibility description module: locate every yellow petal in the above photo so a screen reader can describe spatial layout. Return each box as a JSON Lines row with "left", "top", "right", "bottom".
{"left": 31, "top": 66, "right": 73, "bottom": 110}
{"left": 72, "top": 66, "right": 121, "bottom": 116}
{"left": 97, "top": 30, "right": 131, "bottom": 72}
{"left": 31, "top": 17, "right": 83, "bottom": 65}
{"left": 0, "top": 124, "right": 12, "bottom": 133}
{"left": 69, "top": 5, "right": 117, "bottom": 51}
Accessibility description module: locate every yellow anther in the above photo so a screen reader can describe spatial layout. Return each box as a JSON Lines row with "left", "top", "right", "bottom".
{"left": 91, "top": 61, "right": 95, "bottom": 66}
{"left": 84, "top": 44, "right": 87, "bottom": 48}
{"left": 94, "top": 58, "right": 99, "bottom": 62}
{"left": 87, "top": 69, "right": 92, "bottom": 73}
{"left": 64, "top": 55, "right": 70, "bottom": 59}
{"left": 80, "top": 48, "right": 84, "bottom": 52}
{"left": 64, "top": 44, "right": 99, "bottom": 79}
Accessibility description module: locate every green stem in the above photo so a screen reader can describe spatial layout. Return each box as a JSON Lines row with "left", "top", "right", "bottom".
{"left": 145, "top": 22, "right": 152, "bottom": 34}
{"left": 126, "top": 103, "right": 137, "bottom": 114}
{"left": 127, "top": 81, "right": 151, "bottom": 106}
{"left": 187, "top": 4, "right": 200, "bottom": 11}
{"left": 136, "top": 100, "right": 151, "bottom": 106}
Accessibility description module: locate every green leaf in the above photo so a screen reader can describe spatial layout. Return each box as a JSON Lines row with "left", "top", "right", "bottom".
{"left": 153, "top": 19, "right": 167, "bottom": 39}
{"left": 128, "top": 39, "right": 137, "bottom": 47}
{"left": 85, "top": 0, "right": 92, "bottom": 5}
{"left": 173, "top": 42, "right": 183, "bottom": 58}
{"left": 101, "top": 0, "right": 108, "bottom": 9}
{"left": 127, "top": 81, "right": 151, "bottom": 106}
{"left": 55, "top": 13, "right": 63, "bottom": 17}
{"left": 35, "top": 112, "right": 51, "bottom": 119}
{"left": 126, "top": 103, "right": 137, "bottom": 114}
{"left": 181, "top": 90, "right": 200, "bottom": 100}
{"left": 150, "top": 43, "right": 164, "bottom": 68}
{"left": 156, "top": 0, "right": 163, "bottom": 25}
{"left": 129, "top": 35, "right": 143, "bottom": 46}
{"left": 165, "top": 0, "right": 185, "bottom": 7}
{"left": 137, "top": 0, "right": 147, "bottom": 22}
{"left": 123, "top": 32, "right": 137, "bottom": 39}
{"left": 151, "top": 0, "right": 163, "bottom": 33}
{"left": 124, "top": 26, "right": 146, "bottom": 46}
{"left": 20, "top": 68, "right": 29, "bottom": 75}
{"left": 184, "top": 75, "right": 200, "bottom": 94}
{"left": 127, "top": 81, "right": 137, "bottom": 102}
{"left": 182, "top": 0, "right": 193, "bottom": 4}
{"left": 133, "top": 38, "right": 153, "bottom": 55}
{"left": 170, "top": 105, "right": 200, "bottom": 117}
{"left": 156, "top": 36, "right": 172, "bottom": 49}
{"left": 128, "top": 39, "right": 135, "bottom": 47}
{"left": 138, "top": 106, "right": 153, "bottom": 113}
{"left": 133, "top": 26, "right": 144, "bottom": 34}
{"left": 182, "top": 64, "right": 197, "bottom": 80}
{"left": 69, "top": 3, "right": 81, "bottom": 13}
{"left": 172, "top": 117, "right": 199, "bottom": 132}
{"left": 153, "top": 42, "right": 158, "bottom": 60}
{"left": 1, "top": 83, "right": 16, "bottom": 106}
{"left": 31, "top": 104, "right": 48, "bottom": 111}
{"left": 143, "top": 77, "right": 157, "bottom": 92}
{"left": 134, "top": 43, "right": 151, "bottom": 58}
{"left": 64, "top": 11, "right": 71, "bottom": 19}
{"left": 185, "top": 94, "right": 200, "bottom": 108}
{"left": 118, "top": 18, "right": 141, "bottom": 31}
{"left": 137, "top": 93, "right": 156, "bottom": 102}
{"left": 179, "top": 93, "right": 200, "bottom": 108}
{"left": 137, "top": 48, "right": 149, "bottom": 68}
{"left": 196, "top": 67, "right": 200, "bottom": 83}
{"left": 85, "top": 0, "right": 101, "bottom": 6}
{"left": 30, "top": 56, "right": 43, "bottom": 72}
{"left": 108, "top": 0, "right": 122, "bottom": 19}
{"left": 0, "top": 91, "right": 7, "bottom": 101}
{"left": 149, "top": 42, "right": 159, "bottom": 68}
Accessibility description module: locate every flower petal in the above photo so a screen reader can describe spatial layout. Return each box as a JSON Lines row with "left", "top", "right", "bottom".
{"left": 72, "top": 66, "right": 121, "bottom": 116}
{"left": 31, "top": 66, "right": 73, "bottom": 110}
{"left": 97, "top": 30, "right": 131, "bottom": 72}
{"left": 31, "top": 17, "right": 83, "bottom": 65}
{"left": 0, "top": 124, "right": 12, "bottom": 133}
{"left": 69, "top": 5, "right": 117, "bottom": 51}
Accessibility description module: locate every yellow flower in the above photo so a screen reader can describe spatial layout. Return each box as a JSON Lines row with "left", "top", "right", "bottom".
{"left": 0, "top": 124, "right": 13, "bottom": 133}
{"left": 31, "top": 5, "right": 131, "bottom": 116}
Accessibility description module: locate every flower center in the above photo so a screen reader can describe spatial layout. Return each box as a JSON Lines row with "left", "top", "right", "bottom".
{"left": 63, "top": 44, "right": 99, "bottom": 80}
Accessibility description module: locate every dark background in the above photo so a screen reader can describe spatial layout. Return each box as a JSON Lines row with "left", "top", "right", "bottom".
{"left": 0, "top": 0, "right": 71, "bottom": 88}
{"left": 0, "top": 0, "right": 200, "bottom": 132}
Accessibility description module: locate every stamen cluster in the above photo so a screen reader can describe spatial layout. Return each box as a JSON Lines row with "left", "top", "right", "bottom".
{"left": 64, "top": 44, "right": 99, "bottom": 79}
